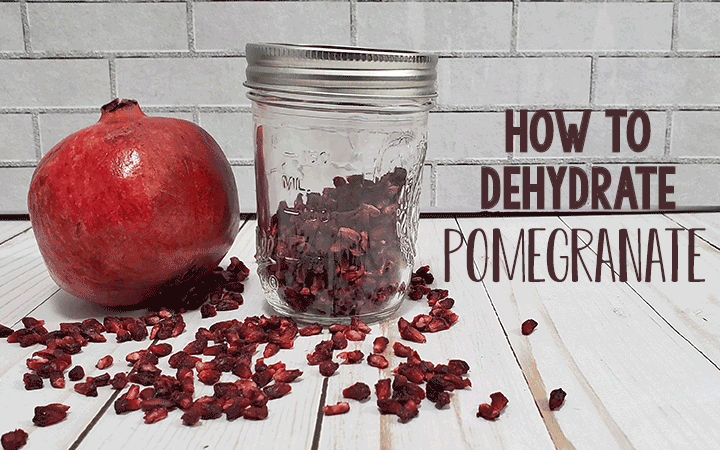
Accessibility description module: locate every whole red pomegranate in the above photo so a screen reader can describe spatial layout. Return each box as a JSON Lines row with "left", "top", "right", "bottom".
{"left": 28, "top": 99, "right": 240, "bottom": 307}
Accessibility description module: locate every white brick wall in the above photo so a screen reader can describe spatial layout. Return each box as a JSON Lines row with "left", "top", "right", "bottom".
{"left": 2, "top": 0, "right": 720, "bottom": 214}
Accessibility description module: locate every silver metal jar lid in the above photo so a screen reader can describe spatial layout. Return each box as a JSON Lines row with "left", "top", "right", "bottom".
{"left": 244, "top": 43, "right": 438, "bottom": 99}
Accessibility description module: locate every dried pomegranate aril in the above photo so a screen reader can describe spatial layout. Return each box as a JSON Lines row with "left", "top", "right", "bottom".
{"left": 373, "top": 336, "right": 389, "bottom": 354}
{"left": 319, "top": 360, "right": 339, "bottom": 377}
{"left": 49, "top": 372, "right": 65, "bottom": 389}
{"left": 144, "top": 408, "right": 169, "bottom": 424}
{"left": 548, "top": 388, "right": 566, "bottom": 411}
{"left": 343, "top": 328, "right": 365, "bottom": 342}
{"left": 96, "top": 355, "right": 113, "bottom": 369}
{"left": 242, "top": 405, "right": 269, "bottom": 420}
{"left": 0, "top": 324, "right": 14, "bottom": 338}
{"left": 398, "top": 317, "right": 426, "bottom": 344}
{"left": 331, "top": 331, "right": 348, "bottom": 350}
{"left": 343, "top": 382, "right": 371, "bottom": 401}
{"left": 148, "top": 343, "right": 173, "bottom": 357}
{"left": 181, "top": 410, "right": 202, "bottom": 426}
{"left": 368, "top": 354, "right": 389, "bottom": 369}
{"left": 477, "top": 392, "right": 508, "bottom": 420}
{"left": 375, "top": 378, "right": 391, "bottom": 400}
{"left": 393, "top": 341, "right": 413, "bottom": 358}
{"left": 350, "top": 317, "right": 372, "bottom": 334}
{"left": 263, "top": 342, "right": 280, "bottom": 358}
{"left": 23, "top": 373, "right": 43, "bottom": 390}
{"left": 33, "top": 403, "right": 70, "bottom": 427}
{"left": 198, "top": 369, "right": 221, "bottom": 386}
{"left": 1, "top": 429, "right": 28, "bottom": 450}
{"left": 322, "top": 402, "right": 350, "bottom": 416}
{"left": 397, "top": 400, "right": 419, "bottom": 423}
{"left": 273, "top": 368, "right": 302, "bottom": 383}
{"left": 263, "top": 382, "right": 292, "bottom": 400}
{"left": 111, "top": 372, "right": 128, "bottom": 389}
{"left": 298, "top": 323, "right": 323, "bottom": 336}
{"left": 377, "top": 398, "right": 402, "bottom": 415}
{"left": 201, "top": 303, "right": 217, "bottom": 318}
{"left": 521, "top": 319, "right": 538, "bottom": 336}
{"left": 447, "top": 359, "right": 470, "bottom": 375}
{"left": 74, "top": 381, "right": 98, "bottom": 397}
{"left": 337, "top": 350, "right": 364, "bottom": 364}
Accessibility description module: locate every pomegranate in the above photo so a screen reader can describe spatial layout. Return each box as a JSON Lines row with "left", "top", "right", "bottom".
{"left": 28, "top": 99, "right": 240, "bottom": 307}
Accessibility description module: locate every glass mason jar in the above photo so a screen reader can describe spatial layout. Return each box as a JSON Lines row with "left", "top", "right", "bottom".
{"left": 245, "top": 43, "right": 437, "bottom": 324}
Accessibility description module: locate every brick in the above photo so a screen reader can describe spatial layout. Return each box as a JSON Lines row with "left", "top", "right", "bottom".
{"left": 231, "top": 165, "right": 256, "bottom": 214}
{"left": 0, "top": 167, "right": 35, "bottom": 214}
{"left": 195, "top": 2, "right": 350, "bottom": 51}
{"left": 28, "top": 3, "right": 187, "bottom": 52}
{"left": 510, "top": 110, "right": 665, "bottom": 159}
{"left": 670, "top": 112, "right": 720, "bottom": 157}
{"left": 670, "top": 165, "right": 720, "bottom": 209}
{"left": 0, "top": 3, "right": 24, "bottom": 52}
{"left": 595, "top": 58, "right": 720, "bottom": 106}
{"left": 115, "top": 58, "right": 247, "bottom": 106}
{"left": 0, "top": 114, "right": 36, "bottom": 161}
{"left": 356, "top": 3, "right": 511, "bottom": 52}
{"left": 677, "top": 3, "right": 720, "bottom": 51}
{"left": 437, "top": 58, "right": 591, "bottom": 108}
{"left": 519, "top": 3, "right": 672, "bottom": 52}
{"left": 428, "top": 112, "right": 506, "bottom": 160}
{"left": 199, "top": 112, "right": 253, "bottom": 161}
{"left": 0, "top": 60, "right": 109, "bottom": 108}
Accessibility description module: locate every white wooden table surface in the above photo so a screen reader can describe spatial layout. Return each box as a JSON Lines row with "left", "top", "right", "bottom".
{"left": 2, "top": 213, "right": 720, "bottom": 450}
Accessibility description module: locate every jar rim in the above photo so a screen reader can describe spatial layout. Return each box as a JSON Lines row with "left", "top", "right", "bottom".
{"left": 244, "top": 43, "right": 438, "bottom": 100}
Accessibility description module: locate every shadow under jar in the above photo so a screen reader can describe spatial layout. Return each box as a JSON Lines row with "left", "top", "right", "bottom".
{"left": 245, "top": 43, "right": 438, "bottom": 324}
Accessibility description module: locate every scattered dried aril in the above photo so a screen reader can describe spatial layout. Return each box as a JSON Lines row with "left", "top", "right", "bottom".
{"left": 548, "top": 388, "right": 566, "bottom": 411}
{"left": 373, "top": 336, "right": 389, "bottom": 354}
{"left": 1, "top": 429, "right": 28, "bottom": 450}
{"left": 476, "top": 392, "right": 508, "bottom": 420}
{"left": 298, "top": 323, "right": 323, "bottom": 336}
{"left": 337, "top": 350, "right": 364, "bottom": 364}
{"left": 368, "top": 354, "right": 389, "bottom": 369}
{"left": 0, "top": 324, "right": 14, "bottom": 338}
{"left": 342, "top": 382, "right": 371, "bottom": 402}
{"left": 32, "top": 403, "right": 69, "bottom": 427}
{"left": 263, "top": 382, "right": 292, "bottom": 400}
{"left": 96, "top": 355, "right": 113, "bottom": 370}
{"left": 148, "top": 343, "right": 173, "bottom": 357}
{"left": 23, "top": 373, "right": 43, "bottom": 391}
{"left": 521, "top": 319, "right": 538, "bottom": 336}
{"left": 319, "top": 360, "right": 339, "bottom": 377}
{"left": 322, "top": 402, "right": 350, "bottom": 416}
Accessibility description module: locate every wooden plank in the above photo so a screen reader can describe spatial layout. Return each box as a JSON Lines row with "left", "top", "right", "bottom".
{"left": 665, "top": 212, "right": 720, "bottom": 247}
{"left": 0, "top": 221, "right": 32, "bottom": 245}
{"left": 73, "top": 220, "right": 326, "bottom": 450}
{"left": 464, "top": 216, "right": 720, "bottom": 450}
{"left": 317, "top": 219, "right": 555, "bottom": 450}
{"left": 0, "top": 227, "right": 60, "bottom": 326}
{"left": 562, "top": 213, "right": 720, "bottom": 366}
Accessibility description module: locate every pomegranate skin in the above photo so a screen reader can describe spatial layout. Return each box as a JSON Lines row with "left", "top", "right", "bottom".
{"left": 28, "top": 99, "right": 240, "bottom": 307}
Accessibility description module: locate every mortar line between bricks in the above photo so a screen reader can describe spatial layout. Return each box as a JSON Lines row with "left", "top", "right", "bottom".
{"left": 350, "top": 0, "right": 357, "bottom": 47}
{"left": 589, "top": 56, "right": 597, "bottom": 107}
{"left": 671, "top": 1, "right": 680, "bottom": 53}
{"left": 19, "top": 0, "right": 32, "bottom": 54}
{"left": 186, "top": 0, "right": 196, "bottom": 54}
{"left": 31, "top": 112, "right": 41, "bottom": 159}
{"left": 9, "top": 50, "right": 720, "bottom": 60}
{"left": 109, "top": 57, "right": 118, "bottom": 99}
{"left": 511, "top": 0, "right": 519, "bottom": 54}
{"left": 664, "top": 110, "right": 673, "bottom": 158}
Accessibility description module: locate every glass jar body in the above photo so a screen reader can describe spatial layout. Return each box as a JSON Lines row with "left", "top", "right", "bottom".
{"left": 251, "top": 92, "right": 430, "bottom": 324}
